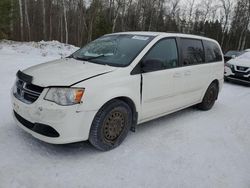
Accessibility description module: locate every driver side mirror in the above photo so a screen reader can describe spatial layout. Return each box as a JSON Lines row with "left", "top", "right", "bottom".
{"left": 141, "top": 59, "right": 164, "bottom": 73}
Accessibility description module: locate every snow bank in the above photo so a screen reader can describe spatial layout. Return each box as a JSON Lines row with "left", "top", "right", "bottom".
{"left": 0, "top": 40, "right": 79, "bottom": 58}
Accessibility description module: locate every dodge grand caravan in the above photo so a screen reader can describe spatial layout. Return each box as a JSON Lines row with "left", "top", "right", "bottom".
{"left": 12, "top": 32, "right": 224, "bottom": 150}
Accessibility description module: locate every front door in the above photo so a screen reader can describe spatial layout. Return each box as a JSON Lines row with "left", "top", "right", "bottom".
{"left": 141, "top": 38, "right": 183, "bottom": 120}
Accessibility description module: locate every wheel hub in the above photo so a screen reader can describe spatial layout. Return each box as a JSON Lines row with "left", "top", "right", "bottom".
{"left": 206, "top": 89, "right": 215, "bottom": 104}
{"left": 103, "top": 111, "right": 125, "bottom": 142}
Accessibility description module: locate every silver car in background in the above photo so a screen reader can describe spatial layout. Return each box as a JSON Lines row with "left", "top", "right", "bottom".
{"left": 225, "top": 51, "right": 250, "bottom": 85}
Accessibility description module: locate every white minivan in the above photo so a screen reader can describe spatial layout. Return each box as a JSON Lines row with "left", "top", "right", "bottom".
{"left": 12, "top": 32, "right": 224, "bottom": 150}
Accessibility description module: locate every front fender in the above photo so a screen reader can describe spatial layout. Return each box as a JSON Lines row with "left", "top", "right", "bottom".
{"left": 75, "top": 71, "right": 141, "bottom": 114}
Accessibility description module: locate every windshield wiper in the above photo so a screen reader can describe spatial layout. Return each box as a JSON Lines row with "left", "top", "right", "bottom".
{"left": 73, "top": 56, "right": 88, "bottom": 61}
{"left": 72, "top": 54, "right": 108, "bottom": 61}
{"left": 72, "top": 54, "right": 114, "bottom": 66}
{"left": 85, "top": 54, "right": 108, "bottom": 61}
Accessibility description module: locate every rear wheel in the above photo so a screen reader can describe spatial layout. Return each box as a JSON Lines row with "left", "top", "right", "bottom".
{"left": 89, "top": 99, "right": 132, "bottom": 151}
{"left": 197, "top": 82, "right": 218, "bottom": 111}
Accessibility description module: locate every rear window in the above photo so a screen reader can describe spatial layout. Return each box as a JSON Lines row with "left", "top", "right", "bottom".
{"left": 203, "top": 40, "right": 222, "bottom": 62}
{"left": 180, "top": 38, "right": 205, "bottom": 66}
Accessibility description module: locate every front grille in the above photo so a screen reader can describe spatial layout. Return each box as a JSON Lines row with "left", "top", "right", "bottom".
{"left": 236, "top": 66, "right": 249, "bottom": 72}
{"left": 14, "top": 79, "right": 44, "bottom": 104}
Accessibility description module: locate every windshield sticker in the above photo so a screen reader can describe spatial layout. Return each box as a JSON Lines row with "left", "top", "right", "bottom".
{"left": 132, "top": 36, "right": 149, "bottom": 41}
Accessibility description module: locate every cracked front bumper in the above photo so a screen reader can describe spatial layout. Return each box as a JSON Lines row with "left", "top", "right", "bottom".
{"left": 11, "top": 93, "right": 97, "bottom": 144}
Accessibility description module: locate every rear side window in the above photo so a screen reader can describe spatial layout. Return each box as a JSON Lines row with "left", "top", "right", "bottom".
{"left": 203, "top": 40, "right": 222, "bottom": 62}
{"left": 181, "top": 38, "right": 205, "bottom": 66}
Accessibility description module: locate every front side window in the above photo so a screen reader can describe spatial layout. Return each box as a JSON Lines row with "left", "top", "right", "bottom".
{"left": 181, "top": 38, "right": 205, "bottom": 65}
{"left": 72, "top": 34, "right": 154, "bottom": 67}
{"left": 143, "top": 38, "right": 179, "bottom": 70}
{"left": 203, "top": 40, "right": 222, "bottom": 62}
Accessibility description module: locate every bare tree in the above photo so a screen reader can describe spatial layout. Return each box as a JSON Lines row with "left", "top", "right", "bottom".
{"left": 109, "top": 0, "right": 114, "bottom": 23}
{"left": 10, "top": 0, "right": 14, "bottom": 38}
{"left": 87, "top": 0, "right": 100, "bottom": 42}
{"left": 200, "top": 0, "right": 212, "bottom": 23}
{"left": 211, "top": 5, "right": 220, "bottom": 23}
{"left": 62, "top": 0, "right": 68, "bottom": 44}
{"left": 42, "top": 0, "right": 46, "bottom": 40}
{"left": 112, "top": 0, "right": 123, "bottom": 32}
{"left": 148, "top": 0, "right": 158, "bottom": 31}
{"left": 18, "top": 0, "right": 24, "bottom": 41}
{"left": 186, "top": 0, "right": 196, "bottom": 33}
{"left": 236, "top": 0, "right": 250, "bottom": 50}
{"left": 49, "top": 1, "right": 53, "bottom": 40}
{"left": 220, "top": 0, "right": 233, "bottom": 47}
{"left": 167, "top": 0, "right": 181, "bottom": 19}
{"left": 120, "top": 0, "right": 127, "bottom": 31}
{"left": 24, "top": 0, "right": 30, "bottom": 40}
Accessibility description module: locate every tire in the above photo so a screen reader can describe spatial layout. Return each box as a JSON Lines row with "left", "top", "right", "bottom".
{"left": 197, "top": 82, "right": 218, "bottom": 111}
{"left": 89, "top": 99, "right": 132, "bottom": 151}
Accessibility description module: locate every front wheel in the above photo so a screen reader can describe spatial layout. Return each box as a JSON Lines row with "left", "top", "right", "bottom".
{"left": 197, "top": 83, "right": 218, "bottom": 111}
{"left": 89, "top": 99, "right": 132, "bottom": 151}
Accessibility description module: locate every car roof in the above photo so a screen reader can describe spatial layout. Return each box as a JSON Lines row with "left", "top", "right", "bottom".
{"left": 109, "top": 31, "right": 218, "bottom": 43}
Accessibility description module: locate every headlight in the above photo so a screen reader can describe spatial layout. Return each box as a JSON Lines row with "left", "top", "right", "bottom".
{"left": 44, "top": 88, "right": 84, "bottom": 105}
{"left": 225, "top": 63, "right": 234, "bottom": 69}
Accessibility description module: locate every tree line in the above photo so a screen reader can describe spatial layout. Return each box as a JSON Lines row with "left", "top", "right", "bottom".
{"left": 0, "top": 0, "right": 250, "bottom": 52}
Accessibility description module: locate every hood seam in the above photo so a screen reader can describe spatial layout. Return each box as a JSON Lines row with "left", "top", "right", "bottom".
{"left": 69, "top": 71, "right": 113, "bottom": 86}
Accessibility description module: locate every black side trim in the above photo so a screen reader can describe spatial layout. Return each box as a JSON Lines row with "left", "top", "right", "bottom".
{"left": 16, "top": 70, "right": 33, "bottom": 84}
{"left": 130, "top": 62, "right": 142, "bottom": 75}
{"left": 140, "top": 74, "right": 143, "bottom": 104}
{"left": 70, "top": 71, "right": 112, "bottom": 86}
{"left": 131, "top": 112, "right": 138, "bottom": 132}
{"left": 14, "top": 111, "right": 60, "bottom": 138}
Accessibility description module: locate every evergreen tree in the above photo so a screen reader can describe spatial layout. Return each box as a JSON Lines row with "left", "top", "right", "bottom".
{"left": 0, "top": 0, "right": 12, "bottom": 39}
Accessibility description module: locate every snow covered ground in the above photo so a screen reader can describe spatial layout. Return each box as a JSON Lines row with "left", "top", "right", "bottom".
{"left": 0, "top": 40, "right": 250, "bottom": 188}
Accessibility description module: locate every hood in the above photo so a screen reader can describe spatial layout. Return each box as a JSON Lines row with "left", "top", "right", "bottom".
{"left": 23, "top": 58, "right": 116, "bottom": 87}
{"left": 228, "top": 58, "right": 250, "bottom": 67}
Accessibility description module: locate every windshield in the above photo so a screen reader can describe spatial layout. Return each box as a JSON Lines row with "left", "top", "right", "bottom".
{"left": 225, "top": 51, "right": 241, "bottom": 56}
{"left": 72, "top": 34, "right": 154, "bottom": 67}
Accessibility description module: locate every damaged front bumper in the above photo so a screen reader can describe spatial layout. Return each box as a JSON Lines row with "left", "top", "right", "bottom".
{"left": 11, "top": 90, "right": 97, "bottom": 144}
